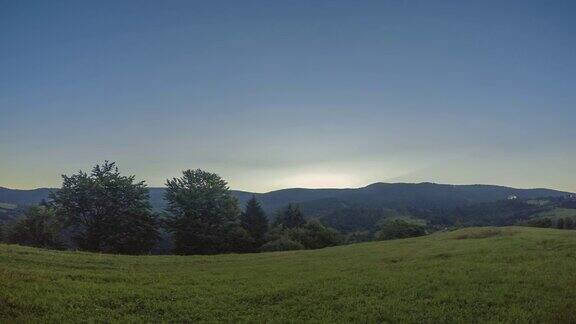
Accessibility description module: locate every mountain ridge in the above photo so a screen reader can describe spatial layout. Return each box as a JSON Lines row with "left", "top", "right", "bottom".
{"left": 1, "top": 182, "right": 571, "bottom": 215}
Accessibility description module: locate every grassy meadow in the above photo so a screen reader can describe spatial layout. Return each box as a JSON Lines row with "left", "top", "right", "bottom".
{"left": 1, "top": 226, "right": 576, "bottom": 322}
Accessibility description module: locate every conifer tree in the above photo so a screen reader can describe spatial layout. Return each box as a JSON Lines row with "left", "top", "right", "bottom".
{"left": 274, "top": 204, "right": 305, "bottom": 229}
{"left": 240, "top": 196, "right": 269, "bottom": 248}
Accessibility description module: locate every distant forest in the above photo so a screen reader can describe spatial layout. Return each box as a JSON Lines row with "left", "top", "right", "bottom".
{"left": 1, "top": 162, "right": 575, "bottom": 255}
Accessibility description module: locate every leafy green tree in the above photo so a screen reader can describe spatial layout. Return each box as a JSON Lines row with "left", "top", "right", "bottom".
{"left": 219, "top": 225, "right": 256, "bottom": 253}
{"left": 50, "top": 162, "right": 159, "bottom": 254}
{"left": 5, "top": 206, "right": 64, "bottom": 249}
{"left": 264, "top": 224, "right": 287, "bottom": 242}
{"left": 240, "top": 196, "right": 269, "bottom": 249}
{"left": 288, "top": 220, "right": 341, "bottom": 249}
{"left": 164, "top": 169, "right": 250, "bottom": 255}
{"left": 274, "top": 204, "right": 305, "bottom": 229}
{"left": 376, "top": 219, "right": 426, "bottom": 240}
{"left": 268, "top": 205, "right": 340, "bottom": 250}
{"left": 557, "top": 218, "right": 565, "bottom": 229}
{"left": 266, "top": 219, "right": 341, "bottom": 250}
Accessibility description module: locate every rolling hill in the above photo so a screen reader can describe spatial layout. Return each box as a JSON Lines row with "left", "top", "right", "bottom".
{"left": 1, "top": 226, "right": 575, "bottom": 322}
{"left": 0, "top": 187, "right": 54, "bottom": 207}
{"left": 1, "top": 182, "right": 570, "bottom": 216}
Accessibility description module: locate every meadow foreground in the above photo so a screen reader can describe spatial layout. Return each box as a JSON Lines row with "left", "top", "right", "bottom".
{"left": 1, "top": 227, "right": 575, "bottom": 323}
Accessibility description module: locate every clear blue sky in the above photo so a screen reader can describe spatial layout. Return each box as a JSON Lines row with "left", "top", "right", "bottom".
{"left": 1, "top": 0, "right": 575, "bottom": 192}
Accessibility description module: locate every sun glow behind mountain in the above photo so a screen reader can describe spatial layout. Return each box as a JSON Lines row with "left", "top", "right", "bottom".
{"left": 275, "top": 172, "right": 362, "bottom": 189}
{"left": 1, "top": 1, "right": 575, "bottom": 192}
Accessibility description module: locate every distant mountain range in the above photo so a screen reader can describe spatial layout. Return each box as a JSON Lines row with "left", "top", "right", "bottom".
{"left": 1, "top": 182, "right": 571, "bottom": 217}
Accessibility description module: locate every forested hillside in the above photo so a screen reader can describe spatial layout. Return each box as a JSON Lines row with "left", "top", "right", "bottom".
{"left": 1, "top": 182, "right": 569, "bottom": 215}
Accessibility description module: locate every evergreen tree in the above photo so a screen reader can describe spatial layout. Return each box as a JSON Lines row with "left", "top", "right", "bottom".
{"left": 50, "top": 162, "right": 159, "bottom": 254}
{"left": 274, "top": 204, "right": 306, "bottom": 229}
{"left": 164, "top": 169, "right": 251, "bottom": 255}
{"left": 240, "top": 196, "right": 269, "bottom": 249}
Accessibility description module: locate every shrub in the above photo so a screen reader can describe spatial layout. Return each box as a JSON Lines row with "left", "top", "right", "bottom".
{"left": 260, "top": 237, "right": 304, "bottom": 252}
{"left": 287, "top": 220, "right": 341, "bottom": 249}
{"left": 5, "top": 206, "right": 64, "bottom": 249}
{"left": 557, "top": 218, "right": 565, "bottom": 229}
{"left": 345, "top": 231, "right": 373, "bottom": 244}
{"left": 525, "top": 217, "right": 553, "bottom": 228}
{"left": 376, "top": 219, "right": 426, "bottom": 240}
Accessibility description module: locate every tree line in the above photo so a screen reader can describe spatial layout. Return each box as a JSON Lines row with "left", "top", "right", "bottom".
{"left": 0, "top": 162, "right": 346, "bottom": 255}
{"left": 526, "top": 216, "right": 576, "bottom": 230}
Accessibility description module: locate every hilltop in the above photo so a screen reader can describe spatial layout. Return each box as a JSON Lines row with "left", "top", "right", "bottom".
{"left": 1, "top": 182, "right": 570, "bottom": 214}
{"left": 1, "top": 226, "right": 575, "bottom": 322}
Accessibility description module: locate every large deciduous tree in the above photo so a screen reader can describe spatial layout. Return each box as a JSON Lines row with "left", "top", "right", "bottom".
{"left": 164, "top": 169, "right": 251, "bottom": 255}
{"left": 50, "top": 162, "right": 159, "bottom": 254}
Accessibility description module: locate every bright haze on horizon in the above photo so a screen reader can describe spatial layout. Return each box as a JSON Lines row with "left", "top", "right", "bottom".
{"left": 1, "top": 0, "right": 575, "bottom": 192}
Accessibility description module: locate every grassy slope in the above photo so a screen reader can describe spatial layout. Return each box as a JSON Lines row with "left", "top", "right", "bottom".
{"left": 1, "top": 227, "right": 576, "bottom": 323}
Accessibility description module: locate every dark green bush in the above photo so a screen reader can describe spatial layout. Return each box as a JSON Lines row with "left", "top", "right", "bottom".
{"left": 376, "top": 219, "right": 426, "bottom": 240}
{"left": 287, "top": 220, "right": 341, "bottom": 249}
{"left": 525, "top": 218, "right": 553, "bottom": 228}
{"left": 260, "top": 237, "right": 304, "bottom": 252}
{"left": 5, "top": 206, "right": 64, "bottom": 249}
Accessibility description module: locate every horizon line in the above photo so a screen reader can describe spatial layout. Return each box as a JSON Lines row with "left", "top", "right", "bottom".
{"left": 1, "top": 181, "right": 572, "bottom": 195}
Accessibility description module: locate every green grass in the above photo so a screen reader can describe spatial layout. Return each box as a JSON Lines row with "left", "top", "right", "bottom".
{"left": 2, "top": 227, "right": 576, "bottom": 322}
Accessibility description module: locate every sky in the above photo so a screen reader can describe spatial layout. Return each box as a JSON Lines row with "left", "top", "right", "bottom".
{"left": 1, "top": 0, "right": 575, "bottom": 192}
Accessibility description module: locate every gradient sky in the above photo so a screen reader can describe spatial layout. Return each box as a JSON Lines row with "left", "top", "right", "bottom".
{"left": 1, "top": 0, "right": 575, "bottom": 192}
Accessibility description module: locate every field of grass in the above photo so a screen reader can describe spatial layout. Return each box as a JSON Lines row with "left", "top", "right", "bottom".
{"left": 1, "top": 227, "right": 576, "bottom": 322}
